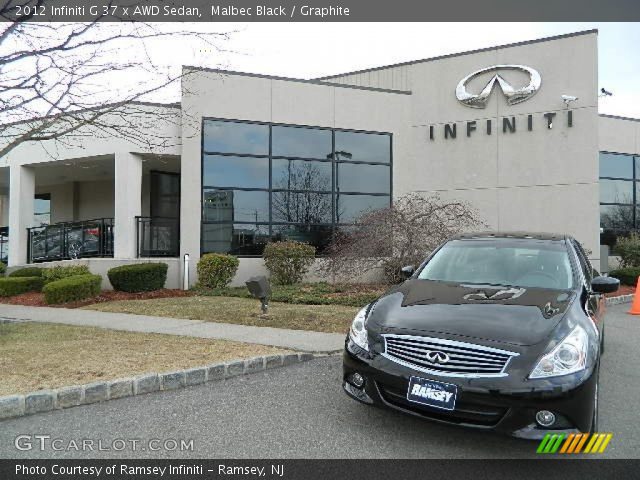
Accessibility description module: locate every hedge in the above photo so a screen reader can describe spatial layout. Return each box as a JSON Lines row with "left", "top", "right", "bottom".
{"left": 42, "top": 264, "right": 91, "bottom": 283}
{"left": 0, "top": 276, "right": 44, "bottom": 297}
{"left": 9, "top": 266, "right": 44, "bottom": 278}
{"left": 263, "top": 241, "right": 315, "bottom": 285}
{"left": 42, "top": 274, "right": 102, "bottom": 305}
{"left": 0, "top": 262, "right": 5, "bottom": 276}
{"left": 107, "top": 263, "right": 168, "bottom": 292}
{"left": 197, "top": 254, "right": 239, "bottom": 289}
{"left": 609, "top": 267, "right": 640, "bottom": 286}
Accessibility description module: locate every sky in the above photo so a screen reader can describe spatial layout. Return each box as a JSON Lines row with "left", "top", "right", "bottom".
{"left": 150, "top": 22, "right": 640, "bottom": 118}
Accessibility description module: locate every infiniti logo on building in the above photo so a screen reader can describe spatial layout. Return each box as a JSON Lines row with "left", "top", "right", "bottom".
{"left": 425, "top": 350, "right": 450, "bottom": 364}
{"left": 455, "top": 65, "right": 542, "bottom": 108}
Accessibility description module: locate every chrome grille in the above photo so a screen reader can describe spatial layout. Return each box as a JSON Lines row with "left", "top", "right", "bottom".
{"left": 381, "top": 334, "right": 518, "bottom": 378}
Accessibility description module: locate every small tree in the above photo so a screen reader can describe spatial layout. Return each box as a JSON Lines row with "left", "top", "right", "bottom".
{"left": 320, "top": 193, "right": 484, "bottom": 284}
{"left": 263, "top": 241, "right": 315, "bottom": 285}
{"left": 615, "top": 233, "right": 640, "bottom": 268}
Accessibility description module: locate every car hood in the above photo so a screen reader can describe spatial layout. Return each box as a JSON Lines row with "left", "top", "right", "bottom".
{"left": 368, "top": 279, "right": 575, "bottom": 347}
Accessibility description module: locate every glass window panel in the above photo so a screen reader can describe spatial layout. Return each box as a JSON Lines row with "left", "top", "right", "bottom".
{"left": 271, "top": 224, "right": 334, "bottom": 254}
{"left": 34, "top": 194, "right": 50, "bottom": 226}
{"left": 272, "top": 159, "right": 332, "bottom": 192}
{"left": 202, "top": 223, "right": 270, "bottom": 255}
{"left": 335, "top": 131, "right": 391, "bottom": 163}
{"left": 203, "top": 189, "right": 269, "bottom": 223}
{"left": 600, "top": 205, "right": 634, "bottom": 230}
{"left": 272, "top": 192, "right": 332, "bottom": 224}
{"left": 203, "top": 120, "right": 268, "bottom": 155}
{"left": 599, "top": 152, "right": 633, "bottom": 179}
{"left": 336, "top": 194, "right": 390, "bottom": 224}
{"left": 336, "top": 163, "right": 390, "bottom": 194}
{"left": 600, "top": 179, "right": 633, "bottom": 204}
{"left": 272, "top": 126, "right": 332, "bottom": 159}
{"left": 203, "top": 154, "right": 268, "bottom": 189}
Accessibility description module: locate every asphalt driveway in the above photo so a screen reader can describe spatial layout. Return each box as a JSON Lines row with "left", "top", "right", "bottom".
{"left": 0, "top": 302, "right": 638, "bottom": 459}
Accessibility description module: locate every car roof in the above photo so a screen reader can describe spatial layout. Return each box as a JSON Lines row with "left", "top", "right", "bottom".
{"left": 451, "top": 231, "right": 571, "bottom": 242}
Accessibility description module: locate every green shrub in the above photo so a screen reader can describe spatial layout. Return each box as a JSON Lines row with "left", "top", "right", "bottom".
{"left": 42, "top": 274, "right": 102, "bottom": 304}
{"left": 609, "top": 267, "right": 640, "bottom": 286}
{"left": 42, "top": 264, "right": 90, "bottom": 283}
{"left": 107, "top": 263, "right": 168, "bottom": 292}
{"left": 0, "top": 262, "right": 5, "bottom": 276}
{"left": 263, "top": 241, "right": 316, "bottom": 285}
{"left": 9, "top": 266, "right": 44, "bottom": 278}
{"left": 197, "top": 254, "right": 239, "bottom": 289}
{"left": 0, "top": 276, "right": 44, "bottom": 297}
{"left": 614, "top": 233, "right": 640, "bottom": 268}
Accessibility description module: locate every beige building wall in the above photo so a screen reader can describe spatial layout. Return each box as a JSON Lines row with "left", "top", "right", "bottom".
{"left": 599, "top": 115, "right": 640, "bottom": 155}
{"left": 322, "top": 30, "right": 601, "bottom": 262}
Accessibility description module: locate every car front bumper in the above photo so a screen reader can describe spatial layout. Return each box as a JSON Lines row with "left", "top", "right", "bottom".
{"left": 343, "top": 341, "right": 597, "bottom": 440}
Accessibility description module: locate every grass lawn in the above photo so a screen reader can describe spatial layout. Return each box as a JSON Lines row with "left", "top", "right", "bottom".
{"left": 195, "top": 282, "right": 387, "bottom": 307}
{"left": 0, "top": 322, "right": 288, "bottom": 396}
{"left": 84, "top": 296, "right": 360, "bottom": 334}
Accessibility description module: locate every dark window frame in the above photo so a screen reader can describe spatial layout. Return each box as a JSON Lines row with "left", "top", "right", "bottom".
{"left": 200, "top": 117, "right": 393, "bottom": 257}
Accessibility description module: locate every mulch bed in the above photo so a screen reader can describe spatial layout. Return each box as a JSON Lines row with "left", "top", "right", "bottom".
{"left": 605, "top": 284, "right": 635, "bottom": 297}
{"left": 0, "top": 289, "right": 192, "bottom": 308}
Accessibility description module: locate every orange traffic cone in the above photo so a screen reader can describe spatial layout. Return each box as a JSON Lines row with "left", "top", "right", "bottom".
{"left": 628, "top": 277, "right": 640, "bottom": 315}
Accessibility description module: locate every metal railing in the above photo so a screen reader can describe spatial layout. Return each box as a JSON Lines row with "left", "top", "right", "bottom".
{"left": 136, "top": 216, "right": 179, "bottom": 258}
{"left": 27, "top": 218, "right": 114, "bottom": 263}
{"left": 0, "top": 226, "right": 7, "bottom": 264}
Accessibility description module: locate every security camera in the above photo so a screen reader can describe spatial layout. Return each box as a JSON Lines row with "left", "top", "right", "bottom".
{"left": 561, "top": 95, "right": 578, "bottom": 105}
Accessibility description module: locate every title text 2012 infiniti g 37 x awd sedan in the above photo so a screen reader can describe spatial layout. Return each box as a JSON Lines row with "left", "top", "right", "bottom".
{"left": 343, "top": 232, "right": 619, "bottom": 439}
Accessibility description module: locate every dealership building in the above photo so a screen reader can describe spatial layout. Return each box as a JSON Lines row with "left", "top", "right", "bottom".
{"left": 1, "top": 29, "right": 639, "bottom": 287}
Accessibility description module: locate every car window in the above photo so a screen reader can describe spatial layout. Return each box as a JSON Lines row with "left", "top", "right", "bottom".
{"left": 418, "top": 239, "right": 574, "bottom": 290}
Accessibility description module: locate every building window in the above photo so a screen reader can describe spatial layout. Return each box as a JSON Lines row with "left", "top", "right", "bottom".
{"left": 201, "top": 119, "right": 392, "bottom": 256}
{"left": 34, "top": 193, "right": 51, "bottom": 226}
{"left": 599, "top": 152, "right": 640, "bottom": 248}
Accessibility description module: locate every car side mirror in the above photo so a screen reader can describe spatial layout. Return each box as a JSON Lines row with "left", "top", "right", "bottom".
{"left": 400, "top": 265, "right": 415, "bottom": 279}
{"left": 591, "top": 276, "right": 620, "bottom": 294}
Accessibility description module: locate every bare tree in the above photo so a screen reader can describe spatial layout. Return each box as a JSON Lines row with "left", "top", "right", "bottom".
{"left": 320, "top": 193, "right": 485, "bottom": 284}
{"left": 272, "top": 161, "right": 332, "bottom": 224}
{"left": 0, "top": 0, "right": 232, "bottom": 158}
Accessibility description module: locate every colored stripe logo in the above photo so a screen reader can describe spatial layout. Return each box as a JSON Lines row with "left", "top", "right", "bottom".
{"left": 537, "top": 433, "right": 613, "bottom": 454}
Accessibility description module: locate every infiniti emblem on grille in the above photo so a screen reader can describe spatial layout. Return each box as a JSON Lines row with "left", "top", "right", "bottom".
{"left": 425, "top": 350, "right": 450, "bottom": 364}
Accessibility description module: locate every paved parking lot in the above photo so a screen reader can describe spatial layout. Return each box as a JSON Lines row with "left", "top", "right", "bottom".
{"left": 1, "top": 302, "right": 638, "bottom": 459}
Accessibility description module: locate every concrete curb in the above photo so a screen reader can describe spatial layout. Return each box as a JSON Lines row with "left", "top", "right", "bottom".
{"left": 0, "top": 352, "right": 321, "bottom": 421}
{"left": 606, "top": 294, "right": 634, "bottom": 306}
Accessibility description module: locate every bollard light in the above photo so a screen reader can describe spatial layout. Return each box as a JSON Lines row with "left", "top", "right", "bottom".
{"left": 245, "top": 276, "right": 271, "bottom": 315}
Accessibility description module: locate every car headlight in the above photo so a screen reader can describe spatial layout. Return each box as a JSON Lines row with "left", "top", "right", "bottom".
{"left": 530, "top": 325, "right": 588, "bottom": 379}
{"left": 349, "top": 306, "right": 370, "bottom": 351}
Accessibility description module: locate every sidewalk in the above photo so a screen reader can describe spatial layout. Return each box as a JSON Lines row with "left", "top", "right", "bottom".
{"left": 0, "top": 305, "right": 345, "bottom": 353}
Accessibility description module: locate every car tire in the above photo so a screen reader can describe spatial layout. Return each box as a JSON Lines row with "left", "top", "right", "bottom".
{"left": 589, "top": 379, "right": 599, "bottom": 434}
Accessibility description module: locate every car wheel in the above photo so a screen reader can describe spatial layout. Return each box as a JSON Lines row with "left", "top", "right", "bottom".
{"left": 590, "top": 380, "right": 599, "bottom": 434}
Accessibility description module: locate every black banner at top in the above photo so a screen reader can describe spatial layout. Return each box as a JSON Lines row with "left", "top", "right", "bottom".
{"left": 2, "top": 0, "right": 640, "bottom": 22}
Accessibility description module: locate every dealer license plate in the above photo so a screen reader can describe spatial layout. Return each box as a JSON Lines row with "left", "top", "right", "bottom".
{"left": 406, "top": 376, "right": 457, "bottom": 411}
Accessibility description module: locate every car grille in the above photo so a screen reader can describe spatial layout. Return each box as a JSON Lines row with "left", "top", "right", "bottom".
{"left": 376, "top": 381, "right": 507, "bottom": 427}
{"left": 381, "top": 334, "right": 518, "bottom": 377}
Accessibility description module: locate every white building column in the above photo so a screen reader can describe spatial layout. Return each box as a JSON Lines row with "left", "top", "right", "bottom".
{"left": 114, "top": 152, "right": 142, "bottom": 259}
{"left": 8, "top": 165, "right": 35, "bottom": 266}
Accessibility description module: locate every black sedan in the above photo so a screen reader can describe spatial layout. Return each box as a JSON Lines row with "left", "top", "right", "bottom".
{"left": 343, "top": 232, "right": 619, "bottom": 439}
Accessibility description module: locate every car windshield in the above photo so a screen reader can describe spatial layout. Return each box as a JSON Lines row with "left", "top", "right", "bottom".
{"left": 417, "top": 239, "right": 574, "bottom": 290}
